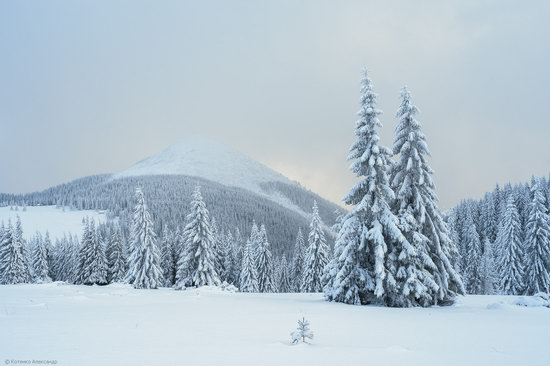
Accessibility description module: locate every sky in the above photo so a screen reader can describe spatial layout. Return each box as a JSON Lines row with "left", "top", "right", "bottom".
{"left": 1, "top": 0, "right": 549, "bottom": 209}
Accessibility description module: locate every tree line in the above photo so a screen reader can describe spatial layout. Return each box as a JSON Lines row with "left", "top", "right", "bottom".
{"left": 0, "top": 187, "right": 331, "bottom": 294}
{"left": 448, "top": 176, "right": 550, "bottom": 296}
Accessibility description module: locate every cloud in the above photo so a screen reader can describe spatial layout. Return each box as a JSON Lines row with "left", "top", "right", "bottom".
{"left": 0, "top": 0, "right": 549, "bottom": 209}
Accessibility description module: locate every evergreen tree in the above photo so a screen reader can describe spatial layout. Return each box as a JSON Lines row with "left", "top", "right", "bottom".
{"left": 160, "top": 226, "right": 176, "bottom": 287}
{"left": 463, "top": 218, "right": 482, "bottom": 294}
{"left": 302, "top": 201, "right": 329, "bottom": 293}
{"left": 255, "top": 224, "right": 275, "bottom": 292}
{"left": 326, "top": 70, "right": 405, "bottom": 304}
{"left": 389, "top": 86, "right": 463, "bottom": 305}
{"left": 32, "top": 231, "right": 51, "bottom": 283}
{"left": 175, "top": 186, "right": 220, "bottom": 288}
{"left": 231, "top": 228, "right": 244, "bottom": 284}
{"left": 126, "top": 188, "right": 163, "bottom": 289}
{"left": 524, "top": 179, "right": 550, "bottom": 294}
{"left": 67, "top": 235, "right": 80, "bottom": 284}
{"left": 291, "top": 318, "right": 314, "bottom": 344}
{"left": 108, "top": 227, "right": 127, "bottom": 283}
{"left": 239, "top": 235, "right": 259, "bottom": 292}
{"left": 43, "top": 231, "right": 54, "bottom": 280}
{"left": 210, "top": 217, "right": 224, "bottom": 276}
{"left": 496, "top": 196, "right": 525, "bottom": 295}
{"left": 78, "top": 219, "right": 108, "bottom": 285}
{"left": 0, "top": 219, "right": 31, "bottom": 284}
{"left": 290, "top": 228, "right": 306, "bottom": 292}
{"left": 221, "top": 231, "right": 236, "bottom": 284}
{"left": 480, "top": 238, "right": 495, "bottom": 295}
{"left": 324, "top": 215, "right": 365, "bottom": 304}
{"left": 277, "top": 254, "right": 292, "bottom": 293}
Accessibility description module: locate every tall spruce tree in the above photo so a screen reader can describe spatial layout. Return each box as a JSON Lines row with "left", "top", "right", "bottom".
{"left": 232, "top": 228, "right": 244, "bottom": 283}
{"left": 302, "top": 201, "right": 329, "bottom": 293}
{"left": 221, "top": 231, "right": 236, "bottom": 284}
{"left": 32, "top": 232, "right": 51, "bottom": 283}
{"left": 325, "top": 70, "right": 406, "bottom": 305}
{"left": 291, "top": 228, "right": 306, "bottom": 292}
{"left": 126, "top": 188, "right": 163, "bottom": 289}
{"left": 389, "top": 86, "right": 463, "bottom": 304}
{"left": 496, "top": 195, "right": 525, "bottom": 295}
{"left": 0, "top": 219, "right": 31, "bottom": 284}
{"left": 278, "top": 254, "right": 292, "bottom": 293}
{"left": 463, "top": 218, "right": 482, "bottom": 294}
{"left": 160, "top": 226, "right": 176, "bottom": 287}
{"left": 107, "top": 227, "right": 127, "bottom": 283}
{"left": 524, "top": 179, "right": 550, "bottom": 294}
{"left": 239, "top": 235, "right": 259, "bottom": 292}
{"left": 255, "top": 224, "right": 275, "bottom": 293}
{"left": 175, "top": 186, "right": 220, "bottom": 288}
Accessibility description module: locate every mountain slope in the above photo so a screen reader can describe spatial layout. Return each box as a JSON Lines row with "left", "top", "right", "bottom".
{"left": 112, "top": 137, "right": 340, "bottom": 224}
{"left": 113, "top": 137, "right": 292, "bottom": 195}
{"left": 1, "top": 138, "right": 343, "bottom": 256}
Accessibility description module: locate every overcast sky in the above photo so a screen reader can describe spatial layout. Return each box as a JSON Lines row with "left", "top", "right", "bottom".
{"left": 1, "top": 0, "right": 549, "bottom": 209}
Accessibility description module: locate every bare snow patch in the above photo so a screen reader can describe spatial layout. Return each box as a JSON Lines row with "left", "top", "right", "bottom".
{"left": 0, "top": 205, "right": 106, "bottom": 241}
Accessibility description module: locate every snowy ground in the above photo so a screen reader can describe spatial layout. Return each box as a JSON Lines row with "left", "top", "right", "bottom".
{"left": 1, "top": 284, "right": 548, "bottom": 366}
{"left": 0, "top": 206, "right": 106, "bottom": 241}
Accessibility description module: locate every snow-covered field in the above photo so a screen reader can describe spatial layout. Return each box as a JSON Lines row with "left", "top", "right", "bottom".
{"left": 0, "top": 284, "right": 548, "bottom": 366}
{"left": 0, "top": 206, "right": 106, "bottom": 241}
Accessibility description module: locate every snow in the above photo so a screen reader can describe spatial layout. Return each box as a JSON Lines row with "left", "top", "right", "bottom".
{"left": 113, "top": 136, "right": 292, "bottom": 196}
{"left": 1, "top": 285, "right": 548, "bottom": 366}
{"left": 0, "top": 206, "right": 106, "bottom": 242}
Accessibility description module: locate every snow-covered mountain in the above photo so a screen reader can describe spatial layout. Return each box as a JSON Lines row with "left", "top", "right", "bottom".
{"left": 3, "top": 137, "right": 342, "bottom": 255}
{"left": 112, "top": 137, "right": 337, "bottom": 223}
{"left": 113, "top": 137, "right": 292, "bottom": 196}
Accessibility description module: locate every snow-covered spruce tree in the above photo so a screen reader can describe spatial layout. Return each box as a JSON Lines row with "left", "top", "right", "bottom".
{"left": 323, "top": 214, "right": 365, "bottom": 304}
{"left": 210, "top": 217, "right": 224, "bottom": 277}
{"left": 239, "top": 236, "right": 259, "bottom": 292}
{"left": 302, "top": 201, "right": 329, "bottom": 293}
{"left": 446, "top": 208, "right": 463, "bottom": 275}
{"left": 480, "top": 238, "right": 495, "bottom": 295}
{"left": 277, "top": 254, "right": 292, "bottom": 293}
{"left": 463, "top": 219, "right": 482, "bottom": 294}
{"left": 496, "top": 195, "right": 525, "bottom": 295}
{"left": 43, "top": 231, "right": 55, "bottom": 280}
{"left": 160, "top": 226, "right": 176, "bottom": 287}
{"left": 256, "top": 224, "right": 275, "bottom": 293}
{"left": 480, "top": 194, "right": 498, "bottom": 243}
{"left": 66, "top": 234, "right": 80, "bottom": 284}
{"left": 31, "top": 231, "right": 51, "bottom": 283}
{"left": 77, "top": 219, "right": 108, "bottom": 285}
{"left": 175, "top": 186, "right": 220, "bottom": 289}
{"left": 524, "top": 179, "right": 550, "bottom": 295}
{"left": 107, "top": 227, "right": 127, "bottom": 283}
{"left": 221, "top": 231, "right": 236, "bottom": 284}
{"left": 231, "top": 228, "right": 244, "bottom": 283}
{"left": 389, "top": 86, "right": 463, "bottom": 305}
{"left": 0, "top": 220, "right": 31, "bottom": 284}
{"left": 290, "top": 318, "right": 314, "bottom": 344}
{"left": 50, "top": 235, "right": 65, "bottom": 281}
{"left": 126, "top": 188, "right": 163, "bottom": 289}
{"left": 291, "top": 228, "right": 306, "bottom": 292}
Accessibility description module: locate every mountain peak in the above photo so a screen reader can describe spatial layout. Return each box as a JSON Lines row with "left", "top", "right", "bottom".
{"left": 113, "top": 136, "right": 292, "bottom": 194}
